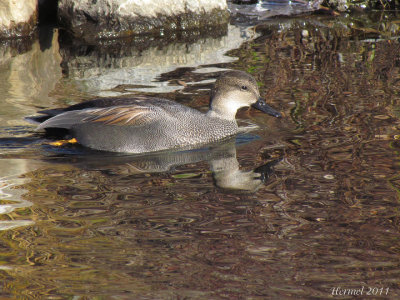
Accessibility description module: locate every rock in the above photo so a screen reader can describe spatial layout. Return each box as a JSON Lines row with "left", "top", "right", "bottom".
{"left": 0, "top": 0, "right": 38, "bottom": 38}
{"left": 229, "top": 0, "right": 324, "bottom": 23}
{"left": 326, "top": 0, "right": 349, "bottom": 11}
{"left": 58, "top": 0, "right": 229, "bottom": 42}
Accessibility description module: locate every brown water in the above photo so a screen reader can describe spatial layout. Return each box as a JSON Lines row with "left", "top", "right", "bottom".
{"left": 1, "top": 11, "right": 400, "bottom": 299}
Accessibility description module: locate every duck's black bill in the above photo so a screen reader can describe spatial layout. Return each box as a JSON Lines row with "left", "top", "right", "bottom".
{"left": 252, "top": 98, "right": 282, "bottom": 118}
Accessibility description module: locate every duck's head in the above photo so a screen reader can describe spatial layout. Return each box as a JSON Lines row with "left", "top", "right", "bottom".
{"left": 209, "top": 70, "right": 281, "bottom": 120}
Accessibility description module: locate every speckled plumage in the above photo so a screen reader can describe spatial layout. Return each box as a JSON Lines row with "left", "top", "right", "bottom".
{"left": 31, "top": 70, "right": 281, "bottom": 153}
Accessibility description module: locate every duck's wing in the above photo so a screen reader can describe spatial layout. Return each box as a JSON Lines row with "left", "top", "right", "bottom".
{"left": 39, "top": 96, "right": 163, "bottom": 116}
{"left": 83, "top": 105, "right": 155, "bottom": 126}
{"left": 36, "top": 104, "right": 163, "bottom": 131}
{"left": 27, "top": 96, "right": 175, "bottom": 124}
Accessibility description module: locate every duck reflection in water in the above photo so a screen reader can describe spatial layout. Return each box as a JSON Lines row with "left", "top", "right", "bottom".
{"left": 46, "top": 137, "right": 281, "bottom": 192}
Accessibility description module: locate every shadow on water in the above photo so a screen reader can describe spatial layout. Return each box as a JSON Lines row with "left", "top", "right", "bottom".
{"left": 1, "top": 7, "right": 400, "bottom": 299}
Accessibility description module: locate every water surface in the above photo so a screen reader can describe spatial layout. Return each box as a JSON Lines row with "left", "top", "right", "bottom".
{"left": 1, "top": 10, "right": 400, "bottom": 299}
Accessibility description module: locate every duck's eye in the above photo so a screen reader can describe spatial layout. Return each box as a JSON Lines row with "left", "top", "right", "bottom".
{"left": 241, "top": 85, "right": 248, "bottom": 91}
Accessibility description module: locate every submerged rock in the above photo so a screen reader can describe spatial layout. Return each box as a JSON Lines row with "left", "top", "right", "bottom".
{"left": 229, "top": 0, "right": 324, "bottom": 24}
{"left": 0, "top": 0, "right": 38, "bottom": 38}
{"left": 58, "top": 0, "right": 229, "bottom": 41}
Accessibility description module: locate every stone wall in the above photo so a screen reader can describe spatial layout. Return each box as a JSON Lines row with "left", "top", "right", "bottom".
{"left": 0, "top": 0, "right": 229, "bottom": 40}
{"left": 58, "top": 0, "right": 229, "bottom": 41}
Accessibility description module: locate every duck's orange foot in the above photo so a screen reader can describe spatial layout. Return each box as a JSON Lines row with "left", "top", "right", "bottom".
{"left": 49, "top": 138, "right": 78, "bottom": 147}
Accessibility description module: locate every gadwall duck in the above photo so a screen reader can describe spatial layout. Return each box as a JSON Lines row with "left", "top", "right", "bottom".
{"left": 29, "top": 70, "right": 281, "bottom": 153}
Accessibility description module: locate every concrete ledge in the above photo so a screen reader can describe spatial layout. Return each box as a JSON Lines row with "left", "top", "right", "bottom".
{"left": 58, "top": 0, "right": 229, "bottom": 41}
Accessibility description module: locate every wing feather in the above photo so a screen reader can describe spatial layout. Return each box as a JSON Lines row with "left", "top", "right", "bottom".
{"left": 83, "top": 106, "right": 154, "bottom": 126}
{"left": 37, "top": 105, "right": 160, "bottom": 131}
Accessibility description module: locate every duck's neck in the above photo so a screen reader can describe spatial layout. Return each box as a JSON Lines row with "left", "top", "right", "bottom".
{"left": 206, "top": 110, "right": 237, "bottom": 120}
{"left": 207, "top": 94, "right": 241, "bottom": 121}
